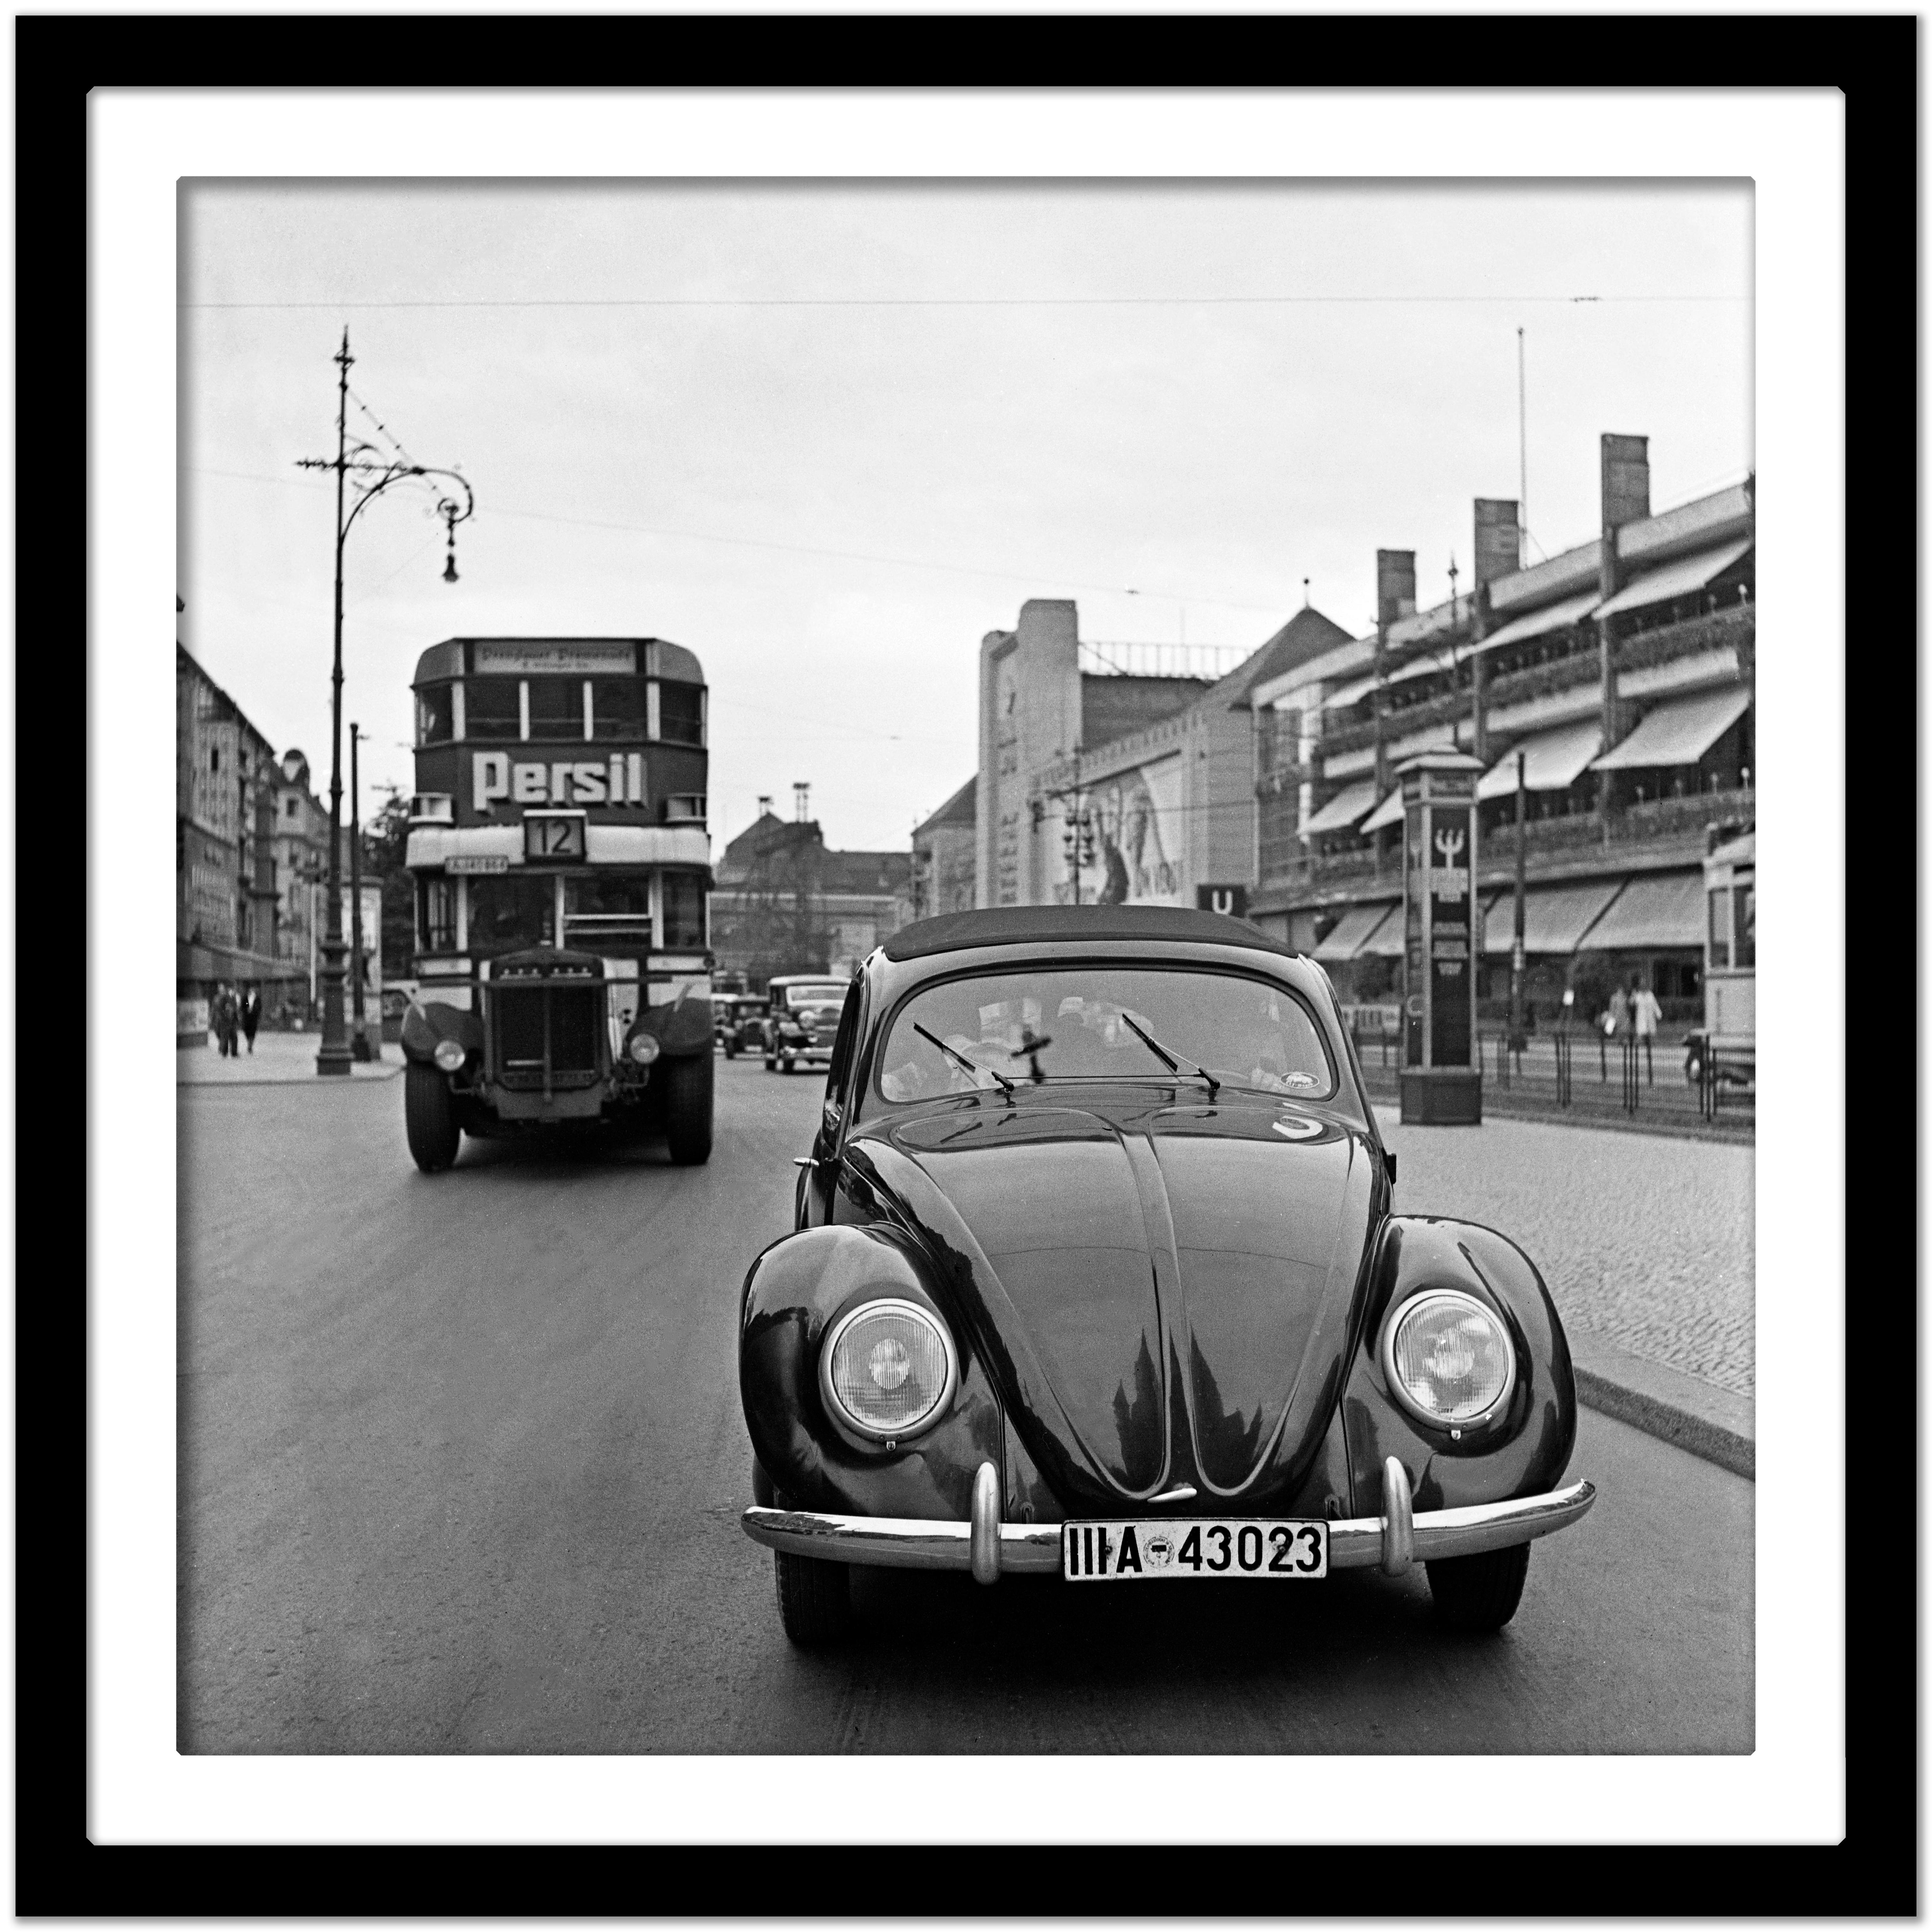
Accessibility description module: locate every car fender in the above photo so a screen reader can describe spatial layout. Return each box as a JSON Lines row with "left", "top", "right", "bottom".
{"left": 740, "top": 1222, "right": 1003, "bottom": 1521}
{"left": 399, "top": 999, "right": 483, "bottom": 1066}
{"left": 630, "top": 989, "right": 713, "bottom": 1059}
{"left": 1341, "top": 1215, "right": 1577, "bottom": 1515}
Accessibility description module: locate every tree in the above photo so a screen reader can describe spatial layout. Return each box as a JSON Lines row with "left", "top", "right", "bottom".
{"left": 363, "top": 787, "right": 417, "bottom": 978}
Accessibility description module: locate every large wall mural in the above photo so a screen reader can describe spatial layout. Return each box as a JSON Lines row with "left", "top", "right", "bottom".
{"left": 1052, "top": 754, "right": 1186, "bottom": 907}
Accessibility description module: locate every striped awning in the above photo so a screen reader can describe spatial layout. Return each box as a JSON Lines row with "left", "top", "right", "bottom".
{"left": 1481, "top": 880, "right": 1626, "bottom": 956}
{"left": 1574, "top": 870, "right": 1706, "bottom": 951}
{"left": 1358, "top": 788, "right": 1406, "bottom": 834}
{"left": 1300, "top": 780, "right": 1380, "bottom": 836}
{"left": 1313, "top": 901, "right": 1397, "bottom": 961}
{"left": 1477, "top": 719, "right": 1604, "bottom": 800}
{"left": 1593, "top": 538, "right": 1753, "bottom": 620}
{"left": 1591, "top": 687, "right": 1752, "bottom": 770}
{"left": 1472, "top": 586, "right": 1603, "bottom": 655}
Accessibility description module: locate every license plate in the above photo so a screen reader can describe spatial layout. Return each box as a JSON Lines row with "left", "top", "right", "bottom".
{"left": 1062, "top": 1518, "right": 1327, "bottom": 1581}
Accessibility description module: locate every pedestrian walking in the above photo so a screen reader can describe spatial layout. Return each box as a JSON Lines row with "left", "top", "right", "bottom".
{"left": 241, "top": 984, "right": 262, "bottom": 1054}
{"left": 1604, "top": 981, "right": 1629, "bottom": 1040}
{"left": 213, "top": 984, "right": 238, "bottom": 1057}
{"left": 1629, "top": 974, "right": 1662, "bottom": 1085}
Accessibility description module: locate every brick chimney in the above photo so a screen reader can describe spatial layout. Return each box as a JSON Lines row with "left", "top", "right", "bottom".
{"left": 1597, "top": 434, "right": 1650, "bottom": 802}
{"left": 1472, "top": 499, "right": 1521, "bottom": 587}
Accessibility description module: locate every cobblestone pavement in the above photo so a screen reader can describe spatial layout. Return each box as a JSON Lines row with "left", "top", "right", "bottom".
{"left": 178, "top": 1031, "right": 400, "bottom": 1085}
{"left": 1375, "top": 1106, "right": 1754, "bottom": 1396}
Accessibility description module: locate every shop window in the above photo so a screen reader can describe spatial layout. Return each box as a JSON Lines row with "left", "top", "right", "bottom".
{"left": 527, "top": 677, "right": 582, "bottom": 741}
{"left": 589, "top": 677, "right": 646, "bottom": 742}
{"left": 1708, "top": 887, "right": 1731, "bottom": 970}
{"left": 465, "top": 677, "right": 523, "bottom": 742}
{"left": 661, "top": 872, "right": 707, "bottom": 949}
{"left": 416, "top": 683, "right": 455, "bottom": 746}
{"left": 468, "top": 874, "right": 554, "bottom": 949}
{"left": 418, "top": 878, "right": 457, "bottom": 954}
{"left": 659, "top": 680, "right": 705, "bottom": 748}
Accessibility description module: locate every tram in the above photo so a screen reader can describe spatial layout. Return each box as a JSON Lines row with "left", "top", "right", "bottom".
{"left": 397, "top": 636, "right": 714, "bottom": 1170}
{"left": 1684, "top": 826, "right": 1754, "bottom": 1102}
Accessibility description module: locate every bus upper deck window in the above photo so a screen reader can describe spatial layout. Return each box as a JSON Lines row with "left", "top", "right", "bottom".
{"left": 590, "top": 678, "right": 646, "bottom": 742}
{"left": 466, "top": 677, "right": 522, "bottom": 741}
{"left": 1708, "top": 886, "right": 1731, "bottom": 970}
{"left": 416, "top": 684, "right": 455, "bottom": 746}
{"left": 527, "top": 676, "right": 581, "bottom": 741}
{"left": 659, "top": 681, "right": 705, "bottom": 747}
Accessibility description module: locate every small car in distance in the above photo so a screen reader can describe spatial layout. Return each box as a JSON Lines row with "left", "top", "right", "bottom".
{"left": 763, "top": 974, "right": 850, "bottom": 1074}
{"left": 738, "top": 904, "right": 1595, "bottom": 1646}
{"left": 716, "top": 994, "right": 771, "bottom": 1059}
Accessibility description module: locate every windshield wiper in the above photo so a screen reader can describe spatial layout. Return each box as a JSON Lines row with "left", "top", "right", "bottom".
{"left": 915, "top": 1022, "right": 1015, "bottom": 1101}
{"left": 1007, "top": 1029, "right": 1054, "bottom": 1084}
{"left": 1120, "top": 1014, "right": 1221, "bottom": 1099}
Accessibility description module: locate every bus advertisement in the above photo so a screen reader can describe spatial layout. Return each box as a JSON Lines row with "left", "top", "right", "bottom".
{"left": 396, "top": 636, "right": 715, "bottom": 1171}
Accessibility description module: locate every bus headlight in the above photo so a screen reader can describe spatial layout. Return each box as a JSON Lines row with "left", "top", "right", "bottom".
{"left": 628, "top": 1032, "right": 660, "bottom": 1065}
{"left": 432, "top": 1038, "right": 467, "bottom": 1072}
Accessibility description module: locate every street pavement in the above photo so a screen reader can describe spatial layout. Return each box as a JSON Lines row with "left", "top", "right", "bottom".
{"left": 178, "top": 1056, "right": 1752, "bottom": 1755}
{"left": 1376, "top": 1106, "right": 1754, "bottom": 1396}
{"left": 178, "top": 1030, "right": 401, "bottom": 1085}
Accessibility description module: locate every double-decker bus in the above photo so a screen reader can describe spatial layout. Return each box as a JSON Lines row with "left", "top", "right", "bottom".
{"left": 397, "top": 636, "right": 714, "bottom": 1170}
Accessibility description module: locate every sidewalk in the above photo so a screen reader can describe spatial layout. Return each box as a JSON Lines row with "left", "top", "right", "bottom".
{"left": 1374, "top": 1104, "right": 1754, "bottom": 1477}
{"left": 178, "top": 1030, "right": 402, "bottom": 1086}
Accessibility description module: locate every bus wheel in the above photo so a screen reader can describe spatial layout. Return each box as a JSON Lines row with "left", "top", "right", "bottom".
{"left": 404, "top": 1064, "right": 462, "bottom": 1173}
{"left": 663, "top": 1052, "right": 714, "bottom": 1166}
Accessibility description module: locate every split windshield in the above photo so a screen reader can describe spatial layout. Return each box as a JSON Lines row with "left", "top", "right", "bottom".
{"left": 876, "top": 966, "right": 1335, "bottom": 1105}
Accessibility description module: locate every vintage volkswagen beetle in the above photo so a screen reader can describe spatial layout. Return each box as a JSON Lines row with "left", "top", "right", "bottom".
{"left": 739, "top": 905, "right": 1594, "bottom": 1645}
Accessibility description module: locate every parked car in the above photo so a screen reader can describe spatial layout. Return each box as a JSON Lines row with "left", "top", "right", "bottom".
{"left": 716, "top": 994, "right": 771, "bottom": 1059}
{"left": 762, "top": 974, "right": 850, "bottom": 1074}
{"left": 738, "top": 904, "right": 1595, "bottom": 1646}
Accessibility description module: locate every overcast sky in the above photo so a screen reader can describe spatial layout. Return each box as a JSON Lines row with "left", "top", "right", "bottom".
{"left": 179, "top": 179, "right": 1751, "bottom": 850}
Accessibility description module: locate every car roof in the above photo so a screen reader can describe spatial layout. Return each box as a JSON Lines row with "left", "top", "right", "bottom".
{"left": 881, "top": 904, "right": 1302, "bottom": 963}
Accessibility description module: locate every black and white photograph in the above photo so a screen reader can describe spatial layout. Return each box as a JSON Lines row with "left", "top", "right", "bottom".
{"left": 66, "top": 71, "right": 1864, "bottom": 1865}
{"left": 174, "top": 169, "right": 1758, "bottom": 1757}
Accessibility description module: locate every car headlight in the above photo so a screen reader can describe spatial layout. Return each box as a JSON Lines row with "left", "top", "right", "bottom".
{"left": 432, "top": 1037, "right": 467, "bottom": 1072}
{"left": 628, "top": 1032, "right": 660, "bottom": 1065}
{"left": 819, "top": 1298, "right": 958, "bottom": 1442}
{"left": 1380, "top": 1289, "right": 1516, "bottom": 1428}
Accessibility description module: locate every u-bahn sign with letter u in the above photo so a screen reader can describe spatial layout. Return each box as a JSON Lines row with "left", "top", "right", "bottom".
{"left": 1196, "top": 884, "right": 1249, "bottom": 918}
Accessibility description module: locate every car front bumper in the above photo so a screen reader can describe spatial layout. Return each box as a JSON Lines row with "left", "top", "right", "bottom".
{"left": 741, "top": 1466, "right": 1596, "bottom": 1584}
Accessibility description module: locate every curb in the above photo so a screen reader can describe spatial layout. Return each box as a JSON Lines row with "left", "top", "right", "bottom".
{"left": 1567, "top": 1330, "right": 1754, "bottom": 1479}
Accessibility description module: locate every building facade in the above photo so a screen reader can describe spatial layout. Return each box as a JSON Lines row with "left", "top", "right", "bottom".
{"left": 269, "top": 748, "right": 333, "bottom": 1020}
{"left": 1248, "top": 436, "right": 1755, "bottom": 1032}
{"left": 709, "top": 804, "right": 912, "bottom": 988}
{"left": 910, "top": 777, "right": 977, "bottom": 921}
{"left": 176, "top": 644, "right": 303, "bottom": 1041}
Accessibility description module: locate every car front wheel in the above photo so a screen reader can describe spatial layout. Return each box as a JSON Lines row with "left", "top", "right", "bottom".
{"left": 774, "top": 1547, "right": 853, "bottom": 1647}
{"left": 1425, "top": 1541, "right": 1530, "bottom": 1632}
{"left": 404, "top": 1064, "right": 462, "bottom": 1173}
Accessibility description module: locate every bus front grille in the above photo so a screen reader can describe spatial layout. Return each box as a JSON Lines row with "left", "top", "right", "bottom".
{"left": 490, "top": 983, "right": 605, "bottom": 1090}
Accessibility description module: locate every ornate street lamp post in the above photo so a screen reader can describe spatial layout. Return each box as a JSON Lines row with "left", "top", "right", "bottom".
{"left": 298, "top": 328, "right": 473, "bottom": 1077}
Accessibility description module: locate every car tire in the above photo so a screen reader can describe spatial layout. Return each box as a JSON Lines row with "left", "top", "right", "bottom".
{"left": 764, "top": 1056, "right": 777, "bottom": 1072}
{"left": 404, "top": 1064, "right": 462, "bottom": 1173}
{"left": 662, "top": 1052, "right": 714, "bottom": 1167}
{"left": 1425, "top": 1541, "right": 1530, "bottom": 1632}
{"left": 774, "top": 1546, "right": 853, "bottom": 1647}
{"left": 783, "top": 1058, "right": 796, "bottom": 1075}
{"left": 725, "top": 1042, "right": 738, "bottom": 1060}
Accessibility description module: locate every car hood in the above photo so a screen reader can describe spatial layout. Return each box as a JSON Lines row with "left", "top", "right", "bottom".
{"left": 846, "top": 1088, "right": 1379, "bottom": 1509}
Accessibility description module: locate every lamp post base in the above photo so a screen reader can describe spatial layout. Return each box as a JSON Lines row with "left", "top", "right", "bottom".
{"left": 315, "top": 1040, "right": 355, "bottom": 1077}
{"left": 1399, "top": 1067, "right": 1483, "bottom": 1125}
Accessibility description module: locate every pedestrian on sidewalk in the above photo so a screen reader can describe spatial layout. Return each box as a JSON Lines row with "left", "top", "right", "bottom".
{"left": 241, "top": 984, "right": 262, "bottom": 1054}
{"left": 1629, "top": 974, "right": 1662, "bottom": 1085}
{"left": 213, "top": 984, "right": 238, "bottom": 1057}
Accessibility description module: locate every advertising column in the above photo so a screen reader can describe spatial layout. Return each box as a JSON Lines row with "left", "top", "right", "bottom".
{"left": 1398, "top": 750, "right": 1484, "bottom": 1125}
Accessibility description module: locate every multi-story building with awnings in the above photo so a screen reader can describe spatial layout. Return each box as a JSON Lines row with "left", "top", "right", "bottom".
{"left": 1248, "top": 435, "right": 1754, "bottom": 1029}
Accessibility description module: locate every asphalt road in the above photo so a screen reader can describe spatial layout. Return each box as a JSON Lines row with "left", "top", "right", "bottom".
{"left": 179, "top": 1055, "right": 1753, "bottom": 1755}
